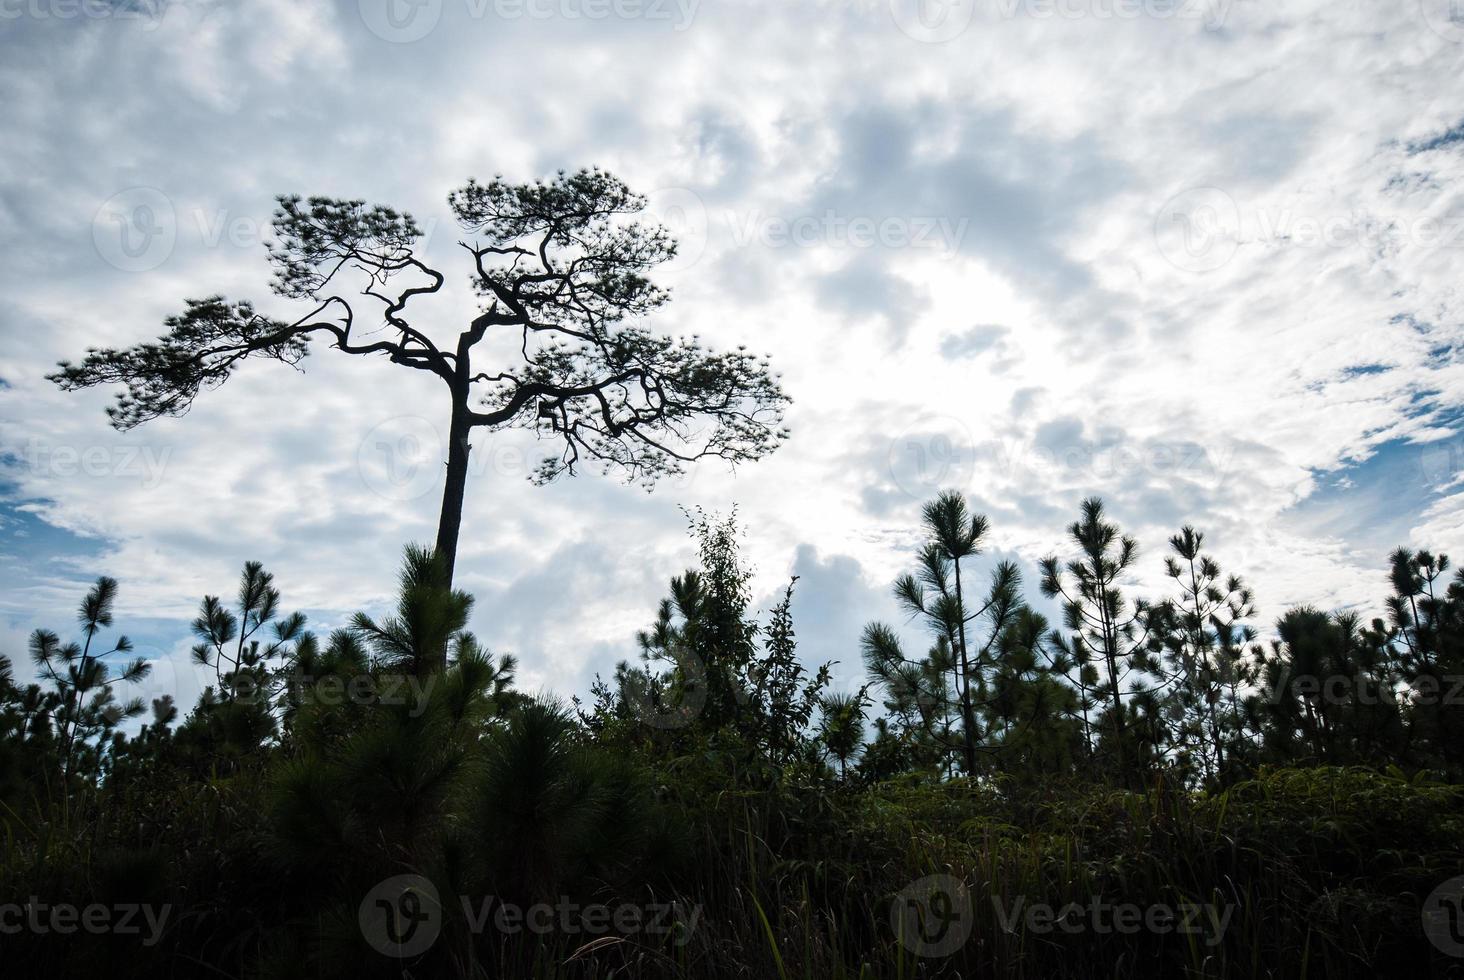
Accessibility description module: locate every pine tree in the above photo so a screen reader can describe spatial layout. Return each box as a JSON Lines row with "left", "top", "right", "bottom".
{"left": 1158, "top": 525, "right": 1258, "bottom": 783}
{"left": 863, "top": 491, "right": 1039, "bottom": 777}
{"left": 1040, "top": 497, "right": 1169, "bottom": 781}
{"left": 27, "top": 577, "right": 151, "bottom": 782}
{"left": 50, "top": 170, "right": 790, "bottom": 584}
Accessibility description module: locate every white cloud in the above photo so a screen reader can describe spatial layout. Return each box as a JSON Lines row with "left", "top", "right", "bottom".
{"left": 2, "top": 0, "right": 1463, "bottom": 697}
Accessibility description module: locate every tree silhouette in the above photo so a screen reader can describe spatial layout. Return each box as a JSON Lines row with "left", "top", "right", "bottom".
{"left": 27, "top": 576, "right": 151, "bottom": 780}
{"left": 1040, "top": 497, "right": 1169, "bottom": 779}
{"left": 50, "top": 168, "right": 791, "bottom": 582}
{"left": 862, "top": 491, "right": 1034, "bottom": 776}
{"left": 817, "top": 690, "right": 869, "bottom": 779}
{"left": 1250, "top": 607, "right": 1405, "bottom": 766}
{"left": 1376, "top": 548, "right": 1464, "bottom": 771}
{"left": 1157, "top": 525, "right": 1256, "bottom": 783}
{"left": 190, "top": 560, "right": 306, "bottom": 700}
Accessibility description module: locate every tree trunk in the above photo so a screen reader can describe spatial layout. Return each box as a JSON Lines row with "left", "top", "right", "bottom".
{"left": 952, "top": 560, "right": 979, "bottom": 776}
{"left": 1096, "top": 574, "right": 1128, "bottom": 781}
{"left": 434, "top": 392, "right": 472, "bottom": 586}
{"left": 1107, "top": 644, "right": 1127, "bottom": 777}
{"left": 61, "top": 630, "right": 96, "bottom": 781}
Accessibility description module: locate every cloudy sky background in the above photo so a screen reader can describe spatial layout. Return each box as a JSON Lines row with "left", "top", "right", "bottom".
{"left": 2, "top": 0, "right": 1463, "bottom": 712}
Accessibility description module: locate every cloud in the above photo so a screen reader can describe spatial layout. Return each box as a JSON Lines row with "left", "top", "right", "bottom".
{"left": 780, "top": 544, "right": 897, "bottom": 693}
{"left": 940, "top": 324, "right": 1009, "bottom": 360}
{"left": 814, "top": 253, "right": 931, "bottom": 349}
{"left": 3, "top": 1, "right": 1464, "bottom": 706}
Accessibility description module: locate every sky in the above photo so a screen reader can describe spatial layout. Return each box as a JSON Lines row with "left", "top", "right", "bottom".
{"left": 1, "top": 0, "right": 1463, "bottom": 714}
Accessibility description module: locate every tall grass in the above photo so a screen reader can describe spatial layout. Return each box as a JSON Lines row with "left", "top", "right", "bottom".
{"left": 647, "top": 767, "right": 1463, "bottom": 979}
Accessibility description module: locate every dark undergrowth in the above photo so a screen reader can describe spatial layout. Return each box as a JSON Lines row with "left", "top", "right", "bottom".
{"left": 5, "top": 501, "right": 1464, "bottom": 978}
